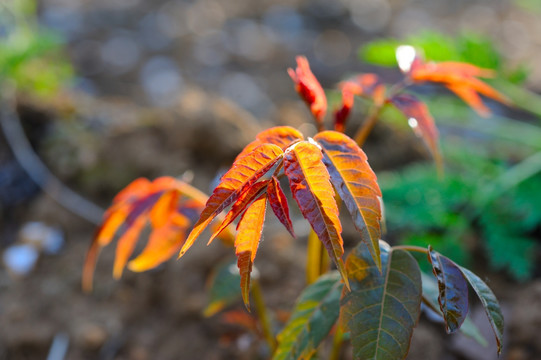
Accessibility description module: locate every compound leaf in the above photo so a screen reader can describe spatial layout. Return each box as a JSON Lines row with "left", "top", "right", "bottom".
{"left": 427, "top": 246, "right": 469, "bottom": 333}
{"left": 340, "top": 241, "right": 422, "bottom": 360}
{"left": 180, "top": 143, "right": 283, "bottom": 258}
{"left": 284, "top": 141, "right": 348, "bottom": 289}
{"left": 83, "top": 177, "right": 214, "bottom": 292}
{"left": 273, "top": 272, "right": 343, "bottom": 360}
{"left": 314, "top": 131, "right": 382, "bottom": 271}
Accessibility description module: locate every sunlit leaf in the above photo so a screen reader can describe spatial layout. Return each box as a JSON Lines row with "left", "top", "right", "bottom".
{"left": 427, "top": 246, "right": 469, "bottom": 333}
{"left": 273, "top": 272, "right": 343, "bottom": 360}
{"left": 339, "top": 73, "right": 383, "bottom": 100}
{"left": 268, "top": 177, "right": 295, "bottom": 238}
{"left": 83, "top": 177, "right": 214, "bottom": 292}
{"left": 313, "top": 131, "right": 382, "bottom": 270}
{"left": 340, "top": 241, "right": 422, "bottom": 360}
{"left": 236, "top": 126, "right": 304, "bottom": 160}
{"left": 333, "top": 87, "right": 354, "bottom": 133}
{"left": 113, "top": 216, "right": 149, "bottom": 279}
{"left": 409, "top": 60, "right": 510, "bottom": 116}
{"left": 204, "top": 258, "right": 242, "bottom": 317}
{"left": 235, "top": 193, "right": 267, "bottom": 310}
{"left": 128, "top": 212, "right": 190, "bottom": 272}
{"left": 179, "top": 144, "right": 283, "bottom": 258}
{"left": 420, "top": 273, "right": 487, "bottom": 346}
{"left": 207, "top": 180, "right": 270, "bottom": 246}
{"left": 284, "top": 141, "right": 349, "bottom": 289}
{"left": 459, "top": 266, "right": 504, "bottom": 354}
{"left": 149, "top": 190, "right": 180, "bottom": 229}
{"left": 288, "top": 56, "right": 327, "bottom": 130}
{"left": 389, "top": 94, "right": 442, "bottom": 169}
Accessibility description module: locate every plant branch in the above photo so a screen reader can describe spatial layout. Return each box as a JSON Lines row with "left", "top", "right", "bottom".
{"left": 329, "top": 326, "right": 344, "bottom": 360}
{"left": 392, "top": 245, "right": 429, "bottom": 254}
{"left": 251, "top": 279, "right": 277, "bottom": 352}
{"left": 306, "top": 229, "right": 323, "bottom": 285}
{"left": 354, "top": 105, "right": 383, "bottom": 147}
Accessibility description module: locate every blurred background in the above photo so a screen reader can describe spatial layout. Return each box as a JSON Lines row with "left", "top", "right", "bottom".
{"left": 1, "top": 0, "right": 541, "bottom": 359}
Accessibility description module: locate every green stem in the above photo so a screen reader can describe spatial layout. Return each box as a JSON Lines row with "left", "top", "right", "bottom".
{"left": 306, "top": 230, "right": 323, "bottom": 285}
{"left": 251, "top": 279, "right": 276, "bottom": 352}
{"left": 392, "top": 245, "right": 429, "bottom": 254}
{"left": 329, "top": 326, "right": 344, "bottom": 360}
{"left": 354, "top": 105, "right": 383, "bottom": 147}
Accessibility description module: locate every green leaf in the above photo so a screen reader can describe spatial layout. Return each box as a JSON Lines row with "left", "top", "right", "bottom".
{"left": 203, "top": 258, "right": 242, "bottom": 317}
{"left": 340, "top": 241, "right": 422, "bottom": 360}
{"left": 273, "top": 272, "right": 343, "bottom": 360}
{"left": 427, "top": 246, "right": 469, "bottom": 333}
{"left": 359, "top": 39, "right": 401, "bottom": 67}
{"left": 458, "top": 266, "right": 504, "bottom": 355}
{"left": 420, "top": 273, "right": 487, "bottom": 347}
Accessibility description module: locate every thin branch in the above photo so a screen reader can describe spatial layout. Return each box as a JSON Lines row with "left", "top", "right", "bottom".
{"left": 0, "top": 88, "right": 104, "bottom": 224}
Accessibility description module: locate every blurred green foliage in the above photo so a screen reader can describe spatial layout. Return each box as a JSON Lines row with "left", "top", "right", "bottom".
{"left": 360, "top": 31, "right": 527, "bottom": 84}
{"left": 379, "top": 139, "right": 540, "bottom": 281}
{"left": 360, "top": 30, "right": 541, "bottom": 281}
{"left": 0, "top": 0, "right": 72, "bottom": 96}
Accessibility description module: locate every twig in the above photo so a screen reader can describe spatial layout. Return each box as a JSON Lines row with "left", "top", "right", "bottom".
{"left": 0, "top": 88, "right": 104, "bottom": 224}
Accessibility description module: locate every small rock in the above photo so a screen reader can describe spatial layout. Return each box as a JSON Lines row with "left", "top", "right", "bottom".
{"left": 74, "top": 323, "right": 108, "bottom": 349}
{"left": 2, "top": 244, "right": 39, "bottom": 276}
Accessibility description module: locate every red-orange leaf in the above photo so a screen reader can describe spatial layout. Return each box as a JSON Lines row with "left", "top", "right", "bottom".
{"left": 149, "top": 189, "right": 180, "bottom": 229}
{"left": 179, "top": 143, "right": 284, "bottom": 258}
{"left": 113, "top": 215, "right": 147, "bottom": 279}
{"left": 339, "top": 73, "right": 382, "bottom": 99}
{"left": 313, "top": 131, "right": 382, "bottom": 270}
{"left": 409, "top": 61, "right": 510, "bottom": 116}
{"left": 389, "top": 94, "right": 442, "bottom": 170}
{"left": 283, "top": 141, "right": 349, "bottom": 289}
{"left": 128, "top": 212, "right": 190, "bottom": 272}
{"left": 268, "top": 176, "right": 295, "bottom": 238}
{"left": 82, "top": 177, "right": 214, "bottom": 292}
{"left": 236, "top": 126, "right": 304, "bottom": 160}
{"left": 207, "top": 179, "right": 270, "bottom": 246}
{"left": 288, "top": 56, "right": 327, "bottom": 130}
{"left": 235, "top": 193, "right": 267, "bottom": 310}
{"left": 333, "top": 87, "right": 354, "bottom": 133}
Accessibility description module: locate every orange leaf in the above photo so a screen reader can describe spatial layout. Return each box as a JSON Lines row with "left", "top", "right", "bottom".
{"left": 236, "top": 126, "right": 303, "bottom": 161}
{"left": 288, "top": 56, "right": 327, "bottom": 130}
{"left": 389, "top": 94, "right": 442, "bottom": 170}
{"left": 267, "top": 176, "right": 295, "bottom": 238}
{"left": 128, "top": 212, "right": 189, "bottom": 272}
{"left": 313, "top": 131, "right": 382, "bottom": 270}
{"left": 283, "top": 141, "right": 349, "bottom": 289}
{"left": 333, "top": 87, "right": 354, "bottom": 133}
{"left": 235, "top": 193, "right": 267, "bottom": 310}
{"left": 409, "top": 61, "right": 510, "bottom": 116}
{"left": 149, "top": 189, "right": 180, "bottom": 229}
{"left": 82, "top": 177, "right": 211, "bottom": 292}
{"left": 334, "top": 74, "right": 386, "bottom": 132}
{"left": 339, "top": 73, "right": 382, "bottom": 99}
{"left": 207, "top": 180, "right": 270, "bottom": 246}
{"left": 179, "top": 144, "right": 283, "bottom": 258}
{"left": 113, "top": 216, "right": 147, "bottom": 279}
